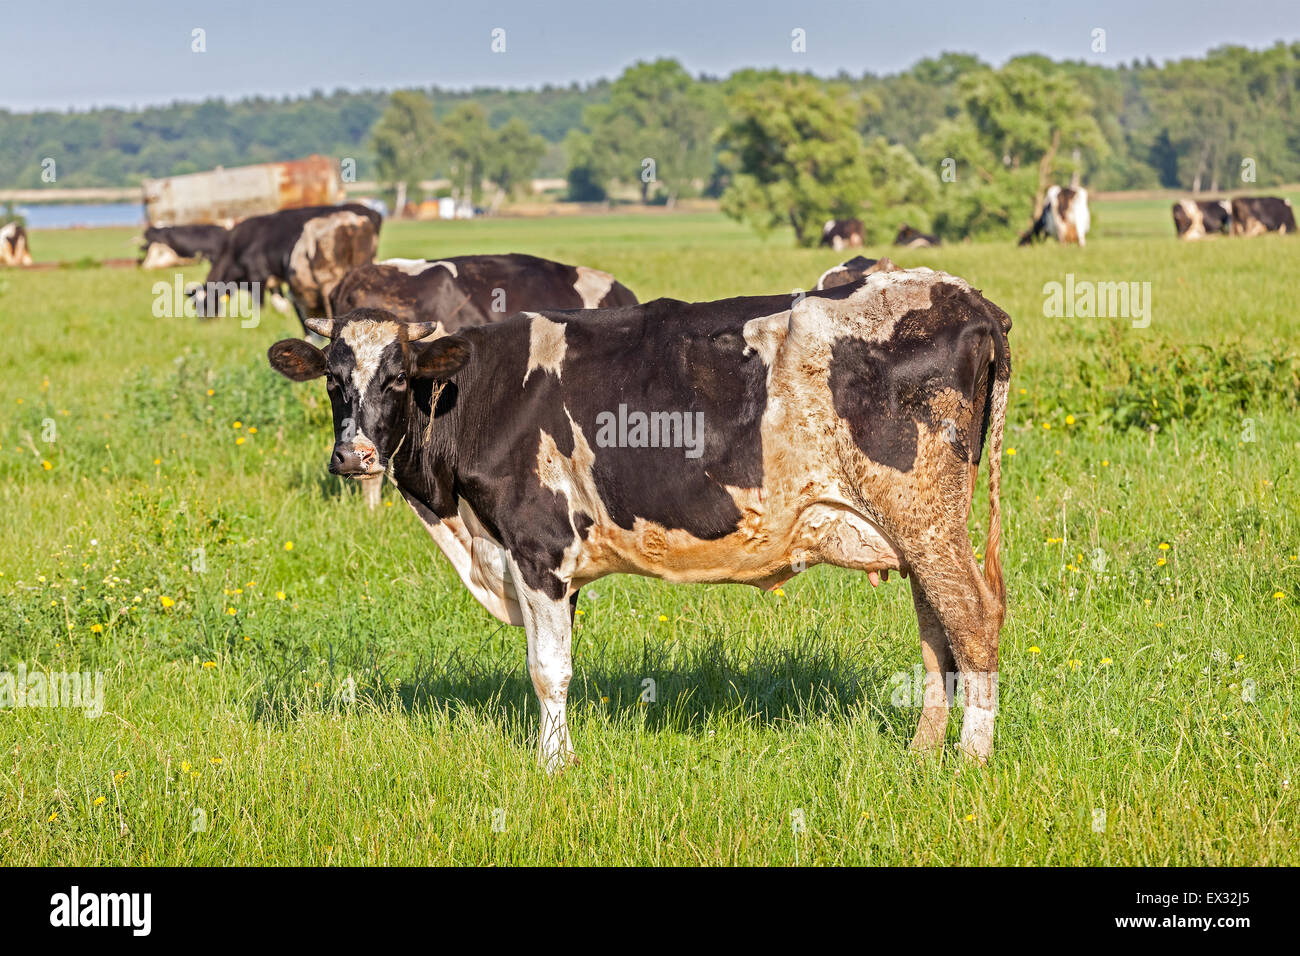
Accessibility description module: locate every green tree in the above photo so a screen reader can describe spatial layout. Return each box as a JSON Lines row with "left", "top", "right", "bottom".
{"left": 442, "top": 103, "right": 492, "bottom": 204}
{"left": 716, "top": 73, "right": 875, "bottom": 246}
{"left": 571, "top": 59, "right": 721, "bottom": 204}
{"left": 919, "top": 61, "right": 1108, "bottom": 238}
{"left": 371, "top": 91, "right": 438, "bottom": 214}
{"left": 486, "top": 118, "right": 546, "bottom": 202}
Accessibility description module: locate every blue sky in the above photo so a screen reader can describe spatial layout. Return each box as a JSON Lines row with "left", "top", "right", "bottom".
{"left": 6, "top": 0, "right": 1298, "bottom": 111}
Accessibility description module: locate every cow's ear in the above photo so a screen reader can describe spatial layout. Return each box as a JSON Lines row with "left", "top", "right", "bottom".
{"left": 267, "top": 339, "right": 327, "bottom": 381}
{"left": 412, "top": 335, "right": 471, "bottom": 380}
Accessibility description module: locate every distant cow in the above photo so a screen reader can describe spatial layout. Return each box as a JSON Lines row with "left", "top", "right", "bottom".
{"left": 1230, "top": 196, "right": 1295, "bottom": 237}
{"left": 815, "top": 255, "right": 900, "bottom": 290}
{"left": 333, "top": 253, "right": 639, "bottom": 509}
{"left": 895, "top": 224, "right": 940, "bottom": 248}
{"left": 139, "top": 224, "right": 230, "bottom": 268}
{"left": 0, "top": 223, "right": 33, "bottom": 267}
{"left": 267, "top": 269, "right": 1012, "bottom": 769}
{"left": 192, "top": 204, "right": 381, "bottom": 333}
{"left": 1172, "top": 199, "right": 1232, "bottom": 240}
{"left": 819, "top": 219, "right": 865, "bottom": 251}
{"left": 1018, "top": 186, "right": 1090, "bottom": 246}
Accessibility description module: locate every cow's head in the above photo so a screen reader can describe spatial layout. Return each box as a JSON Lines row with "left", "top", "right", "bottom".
{"left": 267, "top": 308, "right": 470, "bottom": 478}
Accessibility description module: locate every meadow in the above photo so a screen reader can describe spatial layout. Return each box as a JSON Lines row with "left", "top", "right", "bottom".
{"left": 1, "top": 198, "right": 1296, "bottom": 865}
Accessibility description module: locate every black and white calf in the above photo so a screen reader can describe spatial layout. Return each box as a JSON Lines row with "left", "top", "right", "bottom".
{"left": 268, "top": 270, "right": 1012, "bottom": 770}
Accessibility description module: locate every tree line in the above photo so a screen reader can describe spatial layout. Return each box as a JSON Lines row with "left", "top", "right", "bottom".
{"left": 1, "top": 42, "right": 1295, "bottom": 242}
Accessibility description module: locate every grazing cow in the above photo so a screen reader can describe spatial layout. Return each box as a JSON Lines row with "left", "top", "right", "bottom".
{"left": 192, "top": 204, "right": 381, "bottom": 333}
{"left": 0, "top": 222, "right": 33, "bottom": 267}
{"left": 1230, "top": 196, "right": 1295, "bottom": 237}
{"left": 1018, "top": 186, "right": 1090, "bottom": 246}
{"left": 819, "top": 219, "right": 865, "bottom": 251}
{"left": 816, "top": 255, "right": 900, "bottom": 291}
{"left": 333, "top": 253, "right": 639, "bottom": 509}
{"left": 894, "top": 224, "right": 940, "bottom": 248}
{"left": 1171, "top": 199, "right": 1232, "bottom": 240}
{"left": 139, "top": 224, "right": 230, "bottom": 268}
{"left": 266, "top": 269, "right": 1012, "bottom": 769}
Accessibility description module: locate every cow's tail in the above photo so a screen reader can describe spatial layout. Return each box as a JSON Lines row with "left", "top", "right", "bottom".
{"left": 982, "top": 312, "right": 1011, "bottom": 606}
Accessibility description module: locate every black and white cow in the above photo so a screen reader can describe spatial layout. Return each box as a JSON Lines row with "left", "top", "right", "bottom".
{"left": 192, "top": 203, "right": 381, "bottom": 333}
{"left": 267, "top": 269, "right": 1012, "bottom": 770}
{"left": 331, "top": 253, "right": 637, "bottom": 329}
{"left": 1230, "top": 196, "right": 1295, "bottom": 237}
{"left": 815, "top": 255, "right": 900, "bottom": 290}
{"left": 1017, "top": 186, "right": 1090, "bottom": 246}
{"left": 819, "top": 219, "right": 865, "bottom": 251}
{"left": 139, "top": 224, "right": 230, "bottom": 268}
{"left": 1171, "top": 199, "right": 1232, "bottom": 240}
{"left": 332, "top": 253, "right": 639, "bottom": 508}
{"left": 894, "top": 223, "right": 940, "bottom": 249}
{"left": 0, "top": 222, "right": 33, "bottom": 267}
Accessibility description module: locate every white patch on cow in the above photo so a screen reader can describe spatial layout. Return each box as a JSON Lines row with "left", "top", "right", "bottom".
{"left": 1177, "top": 199, "right": 1206, "bottom": 240}
{"left": 572, "top": 266, "right": 615, "bottom": 308}
{"left": 381, "top": 257, "right": 458, "bottom": 278}
{"left": 141, "top": 242, "right": 185, "bottom": 269}
{"left": 815, "top": 264, "right": 847, "bottom": 290}
{"left": 399, "top": 490, "right": 523, "bottom": 626}
{"left": 523, "top": 312, "right": 567, "bottom": 386}
{"left": 338, "top": 319, "right": 401, "bottom": 397}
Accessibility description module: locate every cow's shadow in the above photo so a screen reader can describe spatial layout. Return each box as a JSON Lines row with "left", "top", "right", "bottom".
{"left": 251, "top": 633, "right": 918, "bottom": 744}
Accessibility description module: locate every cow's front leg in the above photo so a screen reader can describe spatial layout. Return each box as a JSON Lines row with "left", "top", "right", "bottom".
{"left": 505, "top": 554, "right": 575, "bottom": 772}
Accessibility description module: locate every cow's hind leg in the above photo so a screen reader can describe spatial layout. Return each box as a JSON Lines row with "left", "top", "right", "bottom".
{"left": 908, "top": 580, "right": 955, "bottom": 752}
{"left": 505, "top": 555, "right": 575, "bottom": 772}
{"left": 908, "top": 548, "right": 1003, "bottom": 763}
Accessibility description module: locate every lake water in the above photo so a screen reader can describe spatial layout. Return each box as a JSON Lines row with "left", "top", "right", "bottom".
{"left": 18, "top": 202, "right": 145, "bottom": 229}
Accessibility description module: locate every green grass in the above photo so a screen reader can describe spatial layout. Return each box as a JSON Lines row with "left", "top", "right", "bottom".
{"left": 1, "top": 204, "right": 1296, "bottom": 865}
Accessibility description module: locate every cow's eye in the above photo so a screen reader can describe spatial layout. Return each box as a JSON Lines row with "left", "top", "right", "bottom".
{"left": 390, "top": 372, "right": 407, "bottom": 390}
{"left": 325, "top": 376, "right": 339, "bottom": 391}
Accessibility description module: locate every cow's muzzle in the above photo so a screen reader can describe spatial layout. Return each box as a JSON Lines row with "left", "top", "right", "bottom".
{"left": 329, "top": 442, "right": 384, "bottom": 477}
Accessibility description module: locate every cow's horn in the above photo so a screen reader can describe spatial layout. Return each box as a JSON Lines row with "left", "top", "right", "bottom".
{"left": 304, "top": 316, "right": 336, "bottom": 338}
{"left": 406, "top": 322, "right": 440, "bottom": 341}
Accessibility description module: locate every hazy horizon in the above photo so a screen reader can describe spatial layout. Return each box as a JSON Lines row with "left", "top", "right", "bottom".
{"left": 6, "top": 0, "right": 1298, "bottom": 112}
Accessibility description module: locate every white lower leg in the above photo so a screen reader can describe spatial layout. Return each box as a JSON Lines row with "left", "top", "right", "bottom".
{"left": 958, "top": 670, "right": 998, "bottom": 762}
{"left": 508, "top": 555, "right": 576, "bottom": 772}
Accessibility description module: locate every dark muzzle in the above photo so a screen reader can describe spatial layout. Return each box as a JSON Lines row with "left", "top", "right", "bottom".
{"left": 329, "top": 442, "right": 381, "bottom": 477}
